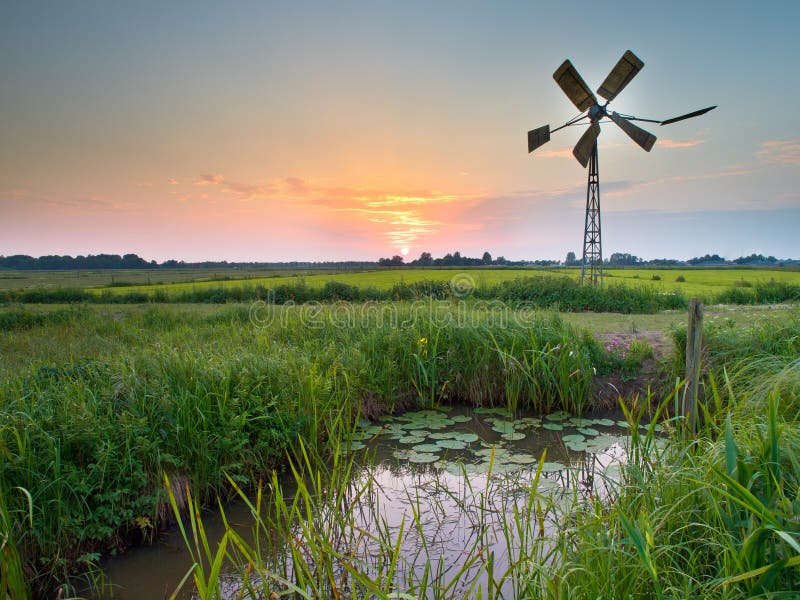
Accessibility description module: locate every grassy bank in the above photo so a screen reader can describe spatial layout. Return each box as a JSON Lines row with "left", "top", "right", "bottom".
{"left": 165, "top": 311, "right": 800, "bottom": 599}
{"left": 1, "top": 302, "right": 631, "bottom": 596}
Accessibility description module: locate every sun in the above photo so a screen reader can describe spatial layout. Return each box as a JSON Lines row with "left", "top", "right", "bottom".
{"left": 400, "top": 247, "right": 409, "bottom": 256}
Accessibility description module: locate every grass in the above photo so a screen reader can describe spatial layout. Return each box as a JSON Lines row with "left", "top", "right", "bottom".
{"left": 164, "top": 311, "right": 800, "bottom": 599}
{"left": 2, "top": 302, "right": 798, "bottom": 597}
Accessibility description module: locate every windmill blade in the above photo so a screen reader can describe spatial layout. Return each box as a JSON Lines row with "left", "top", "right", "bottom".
{"left": 528, "top": 125, "right": 551, "bottom": 153}
{"left": 572, "top": 123, "right": 601, "bottom": 167}
{"left": 610, "top": 111, "right": 656, "bottom": 152}
{"left": 553, "top": 60, "right": 596, "bottom": 112}
{"left": 597, "top": 50, "right": 644, "bottom": 102}
{"left": 660, "top": 105, "right": 717, "bottom": 125}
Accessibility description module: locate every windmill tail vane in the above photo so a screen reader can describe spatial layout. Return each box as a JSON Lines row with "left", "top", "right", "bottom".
{"left": 527, "top": 50, "right": 715, "bottom": 285}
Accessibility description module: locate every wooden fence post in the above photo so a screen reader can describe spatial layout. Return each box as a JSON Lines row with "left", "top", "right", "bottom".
{"left": 684, "top": 298, "right": 703, "bottom": 432}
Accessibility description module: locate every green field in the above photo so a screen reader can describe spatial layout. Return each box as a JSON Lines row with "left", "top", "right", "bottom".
{"left": 2, "top": 267, "right": 798, "bottom": 304}
{"left": 91, "top": 266, "right": 800, "bottom": 298}
{"left": 0, "top": 266, "right": 370, "bottom": 291}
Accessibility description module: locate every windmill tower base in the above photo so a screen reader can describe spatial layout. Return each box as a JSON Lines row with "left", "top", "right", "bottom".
{"left": 580, "top": 142, "right": 603, "bottom": 286}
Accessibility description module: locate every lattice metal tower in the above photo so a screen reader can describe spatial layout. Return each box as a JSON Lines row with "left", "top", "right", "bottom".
{"left": 581, "top": 144, "right": 602, "bottom": 285}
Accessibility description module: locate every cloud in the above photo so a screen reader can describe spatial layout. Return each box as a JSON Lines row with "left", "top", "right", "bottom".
{"left": 194, "top": 174, "right": 225, "bottom": 185}
{"left": 3, "top": 188, "right": 119, "bottom": 211}
{"left": 657, "top": 136, "right": 707, "bottom": 149}
{"left": 602, "top": 166, "right": 755, "bottom": 202}
{"left": 167, "top": 177, "right": 179, "bottom": 185}
{"left": 536, "top": 147, "right": 574, "bottom": 158}
{"left": 757, "top": 138, "right": 800, "bottom": 166}
{"left": 187, "top": 173, "right": 481, "bottom": 251}
{"left": 534, "top": 141, "right": 623, "bottom": 159}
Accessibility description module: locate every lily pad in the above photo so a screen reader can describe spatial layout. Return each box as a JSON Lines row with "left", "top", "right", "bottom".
{"left": 486, "top": 461, "right": 519, "bottom": 474}
{"left": 586, "top": 435, "right": 624, "bottom": 452}
{"left": 545, "top": 411, "right": 571, "bottom": 422}
{"left": 436, "top": 439, "right": 468, "bottom": 450}
{"left": 539, "top": 461, "right": 566, "bottom": 473}
{"left": 445, "top": 462, "right": 469, "bottom": 476}
{"left": 398, "top": 436, "right": 427, "bottom": 445}
{"left": 412, "top": 443, "right": 442, "bottom": 453}
{"left": 407, "top": 452, "right": 439, "bottom": 464}
{"left": 451, "top": 432, "right": 479, "bottom": 443}
{"left": 400, "top": 421, "right": 430, "bottom": 430}
{"left": 568, "top": 417, "right": 594, "bottom": 427}
{"left": 507, "top": 453, "right": 537, "bottom": 464}
{"left": 594, "top": 418, "right": 615, "bottom": 427}
{"left": 450, "top": 414, "right": 472, "bottom": 423}
{"left": 561, "top": 434, "right": 585, "bottom": 443}
{"left": 542, "top": 423, "right": 563, "bottom": 431}
{"left": 565, "top": 440, "right": 588, "bottom": 452}
{"left": 353, "top": 425, "right": 383, "bottom": 440}
{"left": 501, "top": 432, "right": 526, "bottom": 441}
{"left": 577, "top": 427, "right": 599, "bottom": 437}
{"left": 428, "top": 432, "right": 452, "bottom": 440}
{"left": 342, "top": 441, "right": 365, "bottom": 454}
{"left": 492, "top": 422, "right": 517, "bottom": 435}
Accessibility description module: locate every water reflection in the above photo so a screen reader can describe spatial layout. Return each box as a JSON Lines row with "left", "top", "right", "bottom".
{"left": 96, "top": 406, "right": 634, "bottom": 599}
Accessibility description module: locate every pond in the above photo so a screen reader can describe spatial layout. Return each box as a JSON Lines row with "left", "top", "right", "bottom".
{"left": 94, "top": 406, "right": 654, "bottom": 598}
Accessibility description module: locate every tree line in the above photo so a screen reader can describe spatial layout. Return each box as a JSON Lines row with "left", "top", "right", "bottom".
{"left": 0, "top": 251, "right": 795, "bottom": 271}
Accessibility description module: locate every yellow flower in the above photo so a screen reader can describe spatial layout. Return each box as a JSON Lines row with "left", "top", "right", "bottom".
{"left": 419, "top": 337, "right": 428, "bottom": 346}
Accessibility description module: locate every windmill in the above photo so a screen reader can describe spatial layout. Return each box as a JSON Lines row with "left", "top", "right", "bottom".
{"left": 527, "top": 50, "right": 715, "bottom": 285}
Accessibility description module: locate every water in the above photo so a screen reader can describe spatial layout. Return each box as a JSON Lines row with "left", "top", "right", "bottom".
{"left": 94, "top": 406, "right": 641, "bottom": 598}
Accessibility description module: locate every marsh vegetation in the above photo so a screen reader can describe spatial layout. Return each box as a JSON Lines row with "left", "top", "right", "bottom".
{"left": 0, "top": 299, "right": 798, "bottom": 598}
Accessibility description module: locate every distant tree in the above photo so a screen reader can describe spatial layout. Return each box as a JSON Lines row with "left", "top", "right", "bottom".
{"left": 481, "top": 251, "right": 492, "bottom": 265}
{"left": 417, "top": 251, "right": 433, "bottom": 266}
{"left": 565, "top": 251, "right": 579, "bottom": 266}
{"left": 733, "top": 253, "right": 778, "bottom": 265}
{"left": 495, "top": 256, "right": 508, "bottom": 265}
{"left": 688, "top": 254, "right": 727, "bottom": 265}
{"left": 609, "top": 252, "right": 640, "bottom": 266}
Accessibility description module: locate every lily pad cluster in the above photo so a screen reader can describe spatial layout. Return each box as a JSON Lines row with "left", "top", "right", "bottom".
{"left": 347, "top": 407, "right": 634, "bottom": 478}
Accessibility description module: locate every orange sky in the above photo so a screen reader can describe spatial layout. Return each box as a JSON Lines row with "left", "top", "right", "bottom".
{"left": 1, "top": 2, "right": 799, "bottom": 261}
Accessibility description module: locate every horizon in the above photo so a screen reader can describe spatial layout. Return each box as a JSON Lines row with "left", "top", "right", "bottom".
{"left": 2, "top": 1, "right": 799, "bottom": 262}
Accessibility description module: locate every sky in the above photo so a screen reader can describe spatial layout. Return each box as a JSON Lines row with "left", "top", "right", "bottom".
{"left": 1, "top": 1, "right": 799, "bottom": 263}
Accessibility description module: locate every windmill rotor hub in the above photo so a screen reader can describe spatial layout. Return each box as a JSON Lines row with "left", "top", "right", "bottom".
{"left": 588, "top": 104, "right": 606, "bottom": 122}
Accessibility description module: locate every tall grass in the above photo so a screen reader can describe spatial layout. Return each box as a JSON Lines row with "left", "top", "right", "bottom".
{"left": 0, "top": 482, "right": 31, "bottom": 600}
{"left": 550, "top": 314, "right": 800, "bottom": 598}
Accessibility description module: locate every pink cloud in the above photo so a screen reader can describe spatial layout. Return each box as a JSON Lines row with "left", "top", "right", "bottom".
{"left": 194, "top": 174, "right": 225, "bottom": 185}
{"left": 757, "top": 138, "right": 800, "bottom": 166}
{"left": 657, "top": 137, "right": 707, "bottom": 149}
